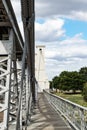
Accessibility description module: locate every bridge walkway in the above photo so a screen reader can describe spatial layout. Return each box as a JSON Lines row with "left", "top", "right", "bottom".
{"left": 28, "top": 93, "right": 72, "bottom": 130}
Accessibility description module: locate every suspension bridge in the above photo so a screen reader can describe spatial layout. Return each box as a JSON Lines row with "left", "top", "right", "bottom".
{"left": 0, "top": 0, "right": 87, "bottom": 130}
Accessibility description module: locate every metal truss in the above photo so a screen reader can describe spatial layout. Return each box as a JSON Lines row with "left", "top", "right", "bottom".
{"left": 0, "top": 31, "right": 32, "bottom": 130}
{"left": 16, "top": 44, "right": 32, "bottom": 130}
{"left": 0, "top": 57, "right": 9, "bottom": 129}
{"left": 0, "top": 0, "right": 35, "bottom": 129}
{"left": 0, "top": 30, "right": 18, "bottom": 130}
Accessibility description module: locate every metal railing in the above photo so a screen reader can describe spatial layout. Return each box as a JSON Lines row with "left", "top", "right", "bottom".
{"left": 43, "top": 90, "right": 87, "bottom": 130}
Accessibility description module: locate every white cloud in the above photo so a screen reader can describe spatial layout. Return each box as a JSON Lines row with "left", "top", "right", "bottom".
{"left": 63, "top": 11, "right": 87, "bottom": 21}
{"left": 35, "top": 18, "right": 65, "bottom": 42}
{"left": 60, "top": 33, "right": 86, "bottom": 44}
{"left": 35, "top": 0, "right": 87, "bottom": 21}
{"left": 45, "top": 35, "right": 87, "bottom": 79}
{"left": 72, "top": 11, "right": 87, "bottom": 21}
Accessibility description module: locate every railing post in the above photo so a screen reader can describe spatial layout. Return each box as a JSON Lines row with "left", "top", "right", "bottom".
{"left": 81, "top": 109, "right": 85, "bottom": 130}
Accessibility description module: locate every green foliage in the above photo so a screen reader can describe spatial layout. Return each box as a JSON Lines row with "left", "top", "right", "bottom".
{"left": 51, "top": 66, "right": 87, "bottom": 96}
{"left": 52, "top": 76, "right": 60, "bottom": 92}
{"left": 83, "top": 83, "right": 87, "bottom": 102}
{"left": 59, "top": 71, "right": 71, "bottom": 91}
{"left": 59, "top": 71, "right": 83, "bottom": 93}
{"left": 56, "top": 92, "right": 87, "bottom": 107}
{"left": 79, "top": 67, "right": 87, "bottom": 83}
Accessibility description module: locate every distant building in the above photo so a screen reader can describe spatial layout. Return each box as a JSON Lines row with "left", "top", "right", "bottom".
{"left": 35, "top": 45, "right": 49, "bottom": 92}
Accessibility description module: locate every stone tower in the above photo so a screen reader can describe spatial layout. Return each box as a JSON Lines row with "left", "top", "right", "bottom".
{"left": 35, "top": 45, "right": 49, "bottom": 92}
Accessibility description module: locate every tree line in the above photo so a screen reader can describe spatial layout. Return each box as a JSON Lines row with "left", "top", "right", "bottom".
{"left": 50, "top": 67, "right": 87, "bottom": 101}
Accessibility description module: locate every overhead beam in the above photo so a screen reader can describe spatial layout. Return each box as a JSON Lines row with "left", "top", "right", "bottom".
{"left": 2, "top": 0, "right": 24, "bottom": 50}
{"left": 0, "top": 22, "right": 11, "bottom": 26}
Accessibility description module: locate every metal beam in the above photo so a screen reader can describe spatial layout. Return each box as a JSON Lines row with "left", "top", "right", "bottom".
{"left": 2, "top": 0, "right": 24, "bottom": 50}
{"left": 21, "top": 0, "right": 36, "bottom": 104}
{"left": 0, "top": 30, "right": 19, "bottom": 130}
{"left": 0, "top": 22, "right": 11, "bottom": 27}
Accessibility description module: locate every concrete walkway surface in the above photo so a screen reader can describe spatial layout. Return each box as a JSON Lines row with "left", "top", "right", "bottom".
{"left": 27, "top": 93, "right": 72, "bottom": 130}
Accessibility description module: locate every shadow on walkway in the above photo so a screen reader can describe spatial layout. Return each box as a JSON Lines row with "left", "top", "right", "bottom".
{"left": 28, "top": 93, "right": 72, "bottom": 130}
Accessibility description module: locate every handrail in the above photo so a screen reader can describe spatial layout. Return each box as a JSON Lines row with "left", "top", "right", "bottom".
{"left": 43, "top": 90, "right": 87, "bottom": 130}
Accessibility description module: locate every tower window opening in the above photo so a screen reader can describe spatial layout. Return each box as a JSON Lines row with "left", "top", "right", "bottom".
{"left": 39, "top": 48, "right": 42, "bottom": 51}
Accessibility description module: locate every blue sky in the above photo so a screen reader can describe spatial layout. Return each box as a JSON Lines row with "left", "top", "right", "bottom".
{"left": 12, "top": 0, "right": 87, "bottom": 80}
{"left": 64, "top": 19, "right": 87, "bottom": 39}
{"left": 36, "top": 18, "right": 45, "bottom": 24}
{"left": 36, "top": 18, "right": 87, "bottom": 40}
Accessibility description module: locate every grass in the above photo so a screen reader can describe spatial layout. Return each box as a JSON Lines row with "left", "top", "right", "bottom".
{"left": 55, "top": 92, "right": 87, "bottom": 107}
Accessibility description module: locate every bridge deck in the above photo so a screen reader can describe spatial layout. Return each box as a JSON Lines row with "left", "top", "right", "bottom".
{"left": 28, "top": 93, "right": 72, "bottom": 130}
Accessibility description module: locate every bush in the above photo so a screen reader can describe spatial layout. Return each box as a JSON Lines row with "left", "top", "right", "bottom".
{"left": 83, "top": 83, "right": 87, "bottom": 101}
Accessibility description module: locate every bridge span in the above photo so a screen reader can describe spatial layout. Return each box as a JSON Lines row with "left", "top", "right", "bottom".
{"left": 0, "top": 0, "right": 87, "bottom": 130}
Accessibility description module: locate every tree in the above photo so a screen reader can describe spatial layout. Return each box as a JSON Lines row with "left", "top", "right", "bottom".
{"left": 59, "top": 71, "right": 83, "bottom": 93}
{"left": 51, "top": 67, "right": 86, "bottom": 94}
{"left": 83, "top": 83, "right": 87, "bottom": 101}
{"left": 52, "top": 76, "right": 60, "bottom": 92}
{"left": 69, "top": 71, "right": 83, "bottom": 93}
{"left": 59, "top": 71, "right": 71, "bottom": 91}
{"left": 79, "top": 67, "right": 87, "bottom": 83}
